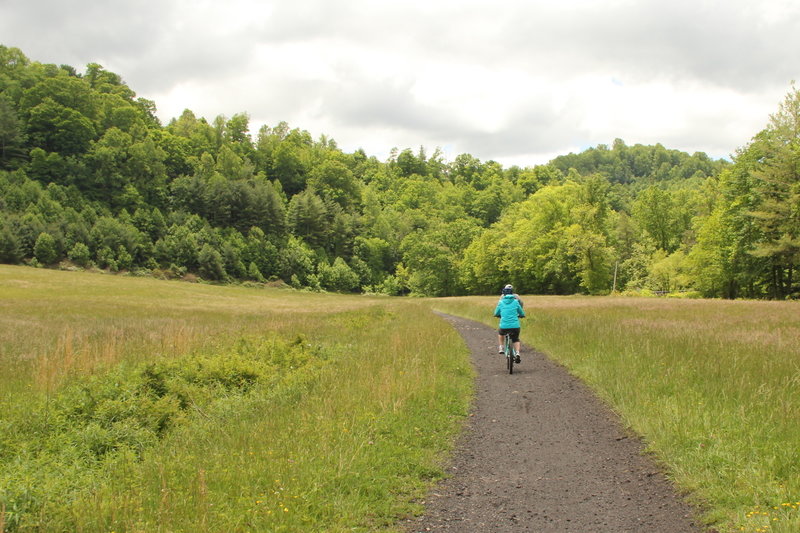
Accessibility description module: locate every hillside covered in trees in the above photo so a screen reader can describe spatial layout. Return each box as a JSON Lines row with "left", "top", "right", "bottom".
{"left": 1, "top": 45, "right": 798, "bottom": 299}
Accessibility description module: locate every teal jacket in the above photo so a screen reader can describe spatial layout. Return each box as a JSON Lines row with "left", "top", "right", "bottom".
{"left": 494, "top": 294, "right": 525, "bottom": 328}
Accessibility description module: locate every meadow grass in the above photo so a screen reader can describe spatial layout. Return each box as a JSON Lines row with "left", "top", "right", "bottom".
{"left": 1, "top": 265, "right": 373, "bottom": 392}
{"left": 7, "top": 265, "right": 799, "bottom": 533}
{"left": 429, "top": 295, "right": 800, "bottom": 533}
{"left": 0, "top": 266, "right": 474, "bottom": 532}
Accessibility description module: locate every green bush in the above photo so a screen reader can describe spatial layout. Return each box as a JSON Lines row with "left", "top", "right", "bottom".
{"left": 318, "top": 257, "right": 360, "bottom": 292}
{"left": 198, "top": 243, "right": 226, "bottom": 280}
{"left": 247, "top": 260, "right": 265, "bottom": 282}
{"left": 33, "top": 232, "right": 58, "bottom": 265}
{"left": 67, "top": 241, "right": 91, "bottom": 267}
{"left": 0, "top": 335, "right": 329, "bottom": 531}
{"left": 665, "top": 289, "right": 703, "bottom": 299}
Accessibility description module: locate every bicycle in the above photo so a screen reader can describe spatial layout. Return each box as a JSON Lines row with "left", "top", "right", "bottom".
{"left": 502, "top": 332, "right": 518, "bottom": 374}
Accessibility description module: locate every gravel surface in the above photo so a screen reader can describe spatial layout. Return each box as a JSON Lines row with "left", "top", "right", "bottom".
{"left": 404, "top": 313, "right": 704, "bottom": 532}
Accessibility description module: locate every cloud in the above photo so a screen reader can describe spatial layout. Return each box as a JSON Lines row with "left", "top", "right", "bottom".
{"left": 1, "top": 0, "right": 262, "bottom": 93}
{"left": 468, "top": 1, "right": 800, "bottom": 90}
{"left": 2, "top": 0, "right": 798, "bottom": 166}
{"left": 1, "top": 1, "right": 152, "bottom": 62}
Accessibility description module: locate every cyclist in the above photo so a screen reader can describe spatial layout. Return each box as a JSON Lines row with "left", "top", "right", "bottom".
{"left": 494, "top": 285, "right": 525, "bottom": 363}
{"left": 501, "top": 283, "right": 524, "bottom": 308}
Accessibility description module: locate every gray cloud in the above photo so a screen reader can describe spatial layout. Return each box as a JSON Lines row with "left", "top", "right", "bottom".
{"left": 490, "top": 1, "right": 799, "bottom": 91}
{"left": 456, "top": 107, "right": 586, "bottom": 161}
{"left": 2, "top": 0, "right": 798, "bottom": 166}
{"left": 1, "top": 1, "right": 162, "bottom": 73}
{"left": 1, "top": 0, "right": 258, "bottom": 93}
{"left": 320, "top": 76, "right": 454, "bottom": 134}
{"left": 311, "top": 69, "right": 584, "bottom": 162}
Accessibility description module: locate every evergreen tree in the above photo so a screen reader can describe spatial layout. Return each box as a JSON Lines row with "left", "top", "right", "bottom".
{"left": 198, "top": 243, "right": 226, "bottom": 281}
{"left": 0, "top": 225, "right": 22, "bottom": 263}
{"left": 748, "top": 86, "right": 800, "bottom": 298}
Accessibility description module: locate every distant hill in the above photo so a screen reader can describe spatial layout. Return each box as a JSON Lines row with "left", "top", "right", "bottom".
{"left": 4, "top": 44, "right": 796, "bottom": 299}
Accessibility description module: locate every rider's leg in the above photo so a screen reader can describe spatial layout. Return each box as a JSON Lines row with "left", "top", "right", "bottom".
{"left": 497, "top": 333, "right": 504, "bottom": 353}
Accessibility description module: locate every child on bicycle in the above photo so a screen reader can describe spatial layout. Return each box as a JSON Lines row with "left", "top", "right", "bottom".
{"left": 494, "top": 285, "right": 525, "bottom": 363}
{"left": 500, "top": 283, "right": 524, "bottom": 308}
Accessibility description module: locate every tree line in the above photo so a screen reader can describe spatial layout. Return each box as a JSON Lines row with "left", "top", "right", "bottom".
{"left": 1, "top": 45, "right": 798, "bottom": 298}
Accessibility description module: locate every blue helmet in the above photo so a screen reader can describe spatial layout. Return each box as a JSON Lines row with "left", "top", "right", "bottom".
{"left": 501, "top": 284, "right": 513, "bottom": 295}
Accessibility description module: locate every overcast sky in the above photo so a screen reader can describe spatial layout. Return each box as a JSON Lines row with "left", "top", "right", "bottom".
{"left": 2, "top": 0, "right": 798, "bottom": 167}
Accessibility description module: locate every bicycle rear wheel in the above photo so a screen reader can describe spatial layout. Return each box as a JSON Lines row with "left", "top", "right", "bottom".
{"left": 505, "top": 335, "right": 514, "bottom": 374}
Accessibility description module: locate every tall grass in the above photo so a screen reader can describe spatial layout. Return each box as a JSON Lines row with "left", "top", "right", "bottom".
{"left": 430, "top": 295, "right": 800, "bottom": 533}
{"left": 0, "top": 265, "right": 386, "bottom": 398}
{"left": 0, "top": 266, "right": 473, "bottom": 531}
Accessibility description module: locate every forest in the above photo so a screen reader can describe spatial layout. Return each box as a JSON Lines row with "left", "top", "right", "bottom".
{"left": 1, "top": 45, "right": 798, "bottom": 299}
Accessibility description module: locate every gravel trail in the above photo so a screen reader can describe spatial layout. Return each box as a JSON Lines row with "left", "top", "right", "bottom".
{"left": 404, "top": 313, "right": 703, "bottom": 532}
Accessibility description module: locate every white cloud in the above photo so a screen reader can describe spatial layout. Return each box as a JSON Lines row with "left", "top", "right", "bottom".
{"left": 1, "top": 0, "right": 798, "bottom": 166}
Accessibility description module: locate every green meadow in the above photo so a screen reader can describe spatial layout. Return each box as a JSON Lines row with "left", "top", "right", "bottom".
{"left": 0, "top": 265, "right": 473, "bottom": 532}
{"left": 2, "top": 266, "right": 799, "bottom": 533}
{"left": 431, "top": 296, "right": 800, "bottom": 533}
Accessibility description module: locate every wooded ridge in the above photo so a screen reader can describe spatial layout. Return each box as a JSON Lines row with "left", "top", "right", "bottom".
{"left": 1, "top": 45, "right": 798, "bottom": 298}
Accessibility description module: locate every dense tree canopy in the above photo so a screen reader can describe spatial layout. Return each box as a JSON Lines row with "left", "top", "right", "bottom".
{"left": 1, "top": 45, "right": 798, "bottom": 298}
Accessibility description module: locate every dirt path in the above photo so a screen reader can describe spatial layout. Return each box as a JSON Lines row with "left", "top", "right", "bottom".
{"left": 404, "top": 314, "right": 703, "bottom": 532}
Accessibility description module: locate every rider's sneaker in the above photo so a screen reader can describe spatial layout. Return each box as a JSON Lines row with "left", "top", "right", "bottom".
{"left": 498, "top": 347, "right": 504, "bottom": 353}
{"left": 515, "top": 354, "right": 521, "bottom": 363}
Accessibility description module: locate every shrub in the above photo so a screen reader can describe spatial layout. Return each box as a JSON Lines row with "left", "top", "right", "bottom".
{"left": 95, "top": 246, "right": 118, "bottom": 271}
{"left": 33, "top": 232, "right": 58, "bottom": 265}
{"left": 247, "top": 261, "right": 265, "bottom": 282}
{"left": 198, "top": 243, "right": 226, "bottom": 281}
{"left": 67, "top": 242, "right": 92, "bottom": 267}
{"left": 318, "top": 257, "right": 360, "bottom": 292}
{"left": 0, "top": 335, "right": 330, "bottom": 530}
{"left": 116, "top": 245, "right": 133, "bottom": 270}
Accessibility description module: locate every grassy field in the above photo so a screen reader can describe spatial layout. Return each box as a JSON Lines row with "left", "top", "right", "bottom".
{"left": 4, "top": 266, "right": 799, "bottom": 533}
{"left": 0, "top": 266, "right": 474, "bottom": 532}
{"left": 430, "top": 295, "right": 800, "bottom": 533}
